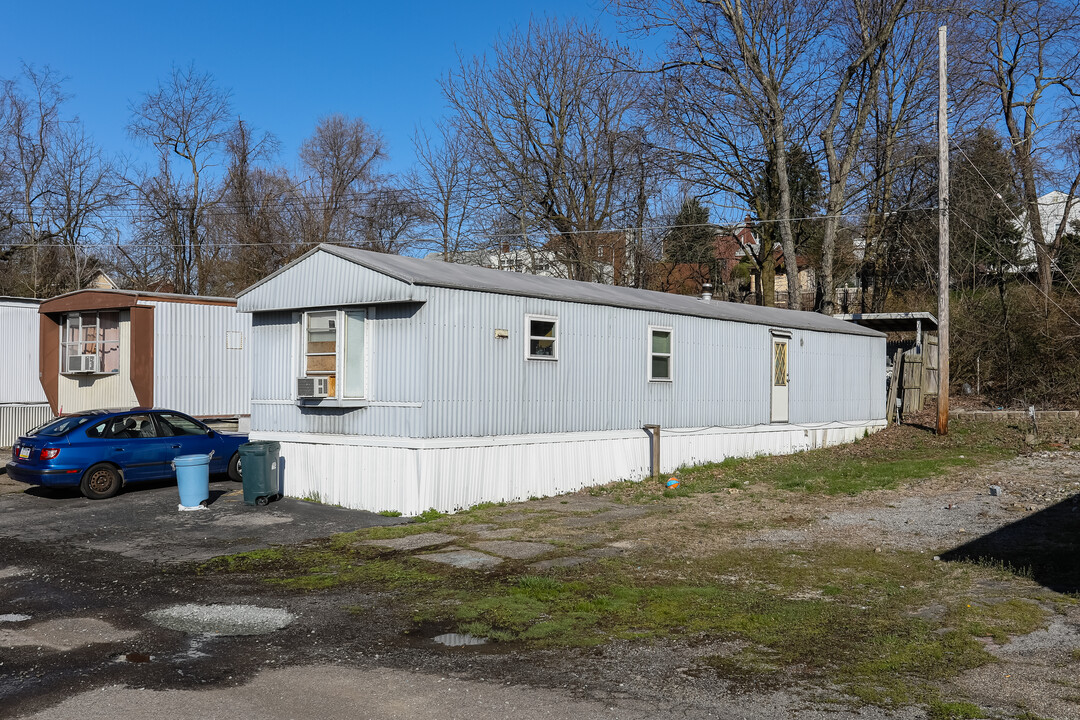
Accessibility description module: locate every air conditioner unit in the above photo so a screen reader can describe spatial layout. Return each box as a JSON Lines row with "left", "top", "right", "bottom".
{"left": 297, "top": 376, "right": 330, "bottom": 398}
{"left": 67, "top": 354, "right": 99, "bottom": 374}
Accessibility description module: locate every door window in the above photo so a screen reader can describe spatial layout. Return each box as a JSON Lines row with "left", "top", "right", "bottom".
{"left": 156, "top": 413, "right": 208, "bottom": 437}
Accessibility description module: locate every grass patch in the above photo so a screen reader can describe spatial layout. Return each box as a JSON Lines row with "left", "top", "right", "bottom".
{"left": 404, "top": 546, "right": 1049, "bottom": 708}
{"left": 608, "top": 420, "right": 1026, "bottom": 500}
{"left": 925, "top": 699, "right": 986, "bottom": 720}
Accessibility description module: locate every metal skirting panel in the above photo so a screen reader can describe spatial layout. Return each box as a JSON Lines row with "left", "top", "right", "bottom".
{"left": 0, "top": 404, "right": 54, "bottom": 447}
{"left": 257, "top": 420, "right": 884, "bottom": 515}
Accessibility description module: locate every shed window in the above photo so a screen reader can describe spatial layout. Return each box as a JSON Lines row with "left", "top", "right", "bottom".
{"left": 302, "top": 309, "right": 367, "bottom": 398}
{"left": 649, "top": 327, "right": 672, "bottom": 382}
{"left": 62, "top": 311, "right": 120, "bottom": 374}
{"left": 525, "top": 315, "right": 558, "bottom": 360}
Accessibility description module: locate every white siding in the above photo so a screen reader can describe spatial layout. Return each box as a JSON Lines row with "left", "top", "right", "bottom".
{"left": 0, "top": 404, "right": 54, "bottom": 447}
{"left": 255, "top": 421, "right": 883, "bottom": 515}
{"left": 1, "top": 299, "right": 47, "bottom": 404}
{"left": 151, "top": 301, "right": 251, "bottom": 417}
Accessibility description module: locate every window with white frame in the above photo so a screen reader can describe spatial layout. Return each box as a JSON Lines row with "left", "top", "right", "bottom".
{"left": 302, "top": 309, "right": 367, "bottom": 398}
{"left": 62, "top": 311, "right": 121, "bottom": 374}
{"left": 649, "top": 326, "right": 672, "bottom": 381}
{"left": 525, "top": 314, "right": 558, "bottom": 360}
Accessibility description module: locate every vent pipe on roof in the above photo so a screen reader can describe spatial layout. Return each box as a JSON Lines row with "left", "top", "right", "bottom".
{"left": 701, "top": 283, "right": 713, "bottom": 302}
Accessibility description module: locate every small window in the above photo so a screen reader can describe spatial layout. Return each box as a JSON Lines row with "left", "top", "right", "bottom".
{"left": 649, "top": 327, "right": 672, "bottom": 382}
{"left": 62, "top": 311, "right": 120, "bottom": 374}
{"left": 526, "top": 315, "right": 558, "bottom": 360}
{"left": 300, "top": 309, "right": 368, "bottom": 399}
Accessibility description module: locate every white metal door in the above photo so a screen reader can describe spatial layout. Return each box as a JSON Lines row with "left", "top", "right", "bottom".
{"left": 771, "top": 336, "right": 790, "bottom": 423}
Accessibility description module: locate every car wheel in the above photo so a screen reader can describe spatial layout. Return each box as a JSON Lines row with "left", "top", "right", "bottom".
{"left": 228, "top": 452, "right": 242, "bottom": 482}
{"left": 80, "top": 463, "right": 122, "bottom": 500}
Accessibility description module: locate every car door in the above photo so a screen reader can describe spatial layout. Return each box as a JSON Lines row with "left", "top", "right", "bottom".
{"left": 93, "top": 413, "right": 174, "bottom": 482}
{"left": 154, "top": 412, "right": 224, "bottom": 472}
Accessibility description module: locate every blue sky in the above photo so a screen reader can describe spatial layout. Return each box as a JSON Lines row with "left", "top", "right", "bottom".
{"left": 2, "top": 0, "right": 623, "bottom": 177}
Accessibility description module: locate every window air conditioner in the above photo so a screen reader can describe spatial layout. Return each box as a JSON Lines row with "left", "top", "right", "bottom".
{"left": 67, "top": 354, "right": 99, "bottom": 374}
{"left": 297, "top": 377, "right": 330, "bottom": 398}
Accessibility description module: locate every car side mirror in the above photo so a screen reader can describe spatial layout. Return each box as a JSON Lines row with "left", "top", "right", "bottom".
{"left": 206, "top": 429, "right": 216, "bottom": 437}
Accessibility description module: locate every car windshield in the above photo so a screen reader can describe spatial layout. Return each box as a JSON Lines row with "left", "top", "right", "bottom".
{"left": 27, "top": 415, "right": 95, "bottom": 437}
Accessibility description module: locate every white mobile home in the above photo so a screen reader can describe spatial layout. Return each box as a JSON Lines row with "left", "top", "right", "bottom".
{"left": 1, "top": 297, "right": 52, "bottom": 445}
{"left": 37, "top": 290, "right": 251, "bottom": 420}
{"left": 237, "top": 244, "right": 886, "bottom": 515}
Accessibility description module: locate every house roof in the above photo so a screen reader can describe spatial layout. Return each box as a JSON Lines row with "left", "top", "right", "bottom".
{"left": 241, "top": 244, "right": 883, "bottom": 338}
{"left": 0, "top": 296, "right": 42, "bottom": 306}
{"left": 836, "top": 312, "right": 938, "bottom": 334}
{"left": 39, "top": 288, "right": 237, "bottom": 314}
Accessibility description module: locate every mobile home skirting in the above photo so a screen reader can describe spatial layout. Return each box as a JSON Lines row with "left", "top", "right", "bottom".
{"left": 1, "top": 404, "right": 54, "bottom": 447}
{"left": 251, "top": 420, "right": 885, "bottom": 516}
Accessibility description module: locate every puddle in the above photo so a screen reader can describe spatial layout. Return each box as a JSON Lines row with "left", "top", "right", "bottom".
{"left": 145, "top": 603, "right": 295, "bottom": 636}
{"left": 0, "top": 614, "right": 31, "bottom": 622}
{"left": 114, "top": 652, "right": 153, "bottom": 663}
{"left": 434, "top": 633, "right": 488, "bottom": 647}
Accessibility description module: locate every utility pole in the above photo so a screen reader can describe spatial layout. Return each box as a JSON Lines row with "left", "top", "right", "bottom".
{"left": 937, "top": 25, "right": 950, "bottom": 436}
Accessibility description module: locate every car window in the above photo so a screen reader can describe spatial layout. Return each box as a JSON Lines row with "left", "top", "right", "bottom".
{"left": 29, "top": 415, "right": 94, "bottom": 437}
{"left": 156, "top": 413, "right": 208, "bottom": 437}
{"left": 97, "top": 414, "right": 158, "bottom": 439}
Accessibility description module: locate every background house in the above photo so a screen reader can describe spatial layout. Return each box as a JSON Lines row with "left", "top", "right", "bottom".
{"left": 1, "top": 297, "right": 53, "bottom": 445}
{"left": 37, "top": 289, "right": 252, "bottom": 421}
{"left": 237, "top": 244, "right": 885, "bottom": 515}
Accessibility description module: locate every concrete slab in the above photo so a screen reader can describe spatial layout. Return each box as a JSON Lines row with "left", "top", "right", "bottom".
{"left": 474, "top": 527, "right": 521, "bottom": 540}
{"left": 0, "top": 617, "right": 140, "bottom": 652}
{"left": 363, "top": 533, "right": 456, "bottom": 551}
{"left": 415, "top": 549, "right": 502, "bottom": 570}
{"left": 471, "top": 540, "right": 554, "bottom": 560}
{"left": 528, "top": 556, "right": 590, "bottom": 571}
{"left": 560, "top": 508, "right": 652, "bottom": 528}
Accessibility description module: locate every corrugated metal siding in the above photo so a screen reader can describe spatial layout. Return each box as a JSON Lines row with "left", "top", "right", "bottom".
{"left": 250, "top": 286, "right": 884, "bottom": 439}
{"left": 238, "top": 251, "right": 419, "bottom": 312}
{"left": 0, "top": 404, "right": 53, "bottom": 447}
{"left": 0, "top": 300, "right": 47, "bottom": 404}
{"left": 249, "top": 307, "right": 426, "bottom": 436}
{"left": 789, "top": 330, "right": 886, "bottom": 424}
{"left": 151, "top": 302, "right": 251, "bottom": 417}
{"left": 58, "top": 311, "right": 138, "bottom": 413}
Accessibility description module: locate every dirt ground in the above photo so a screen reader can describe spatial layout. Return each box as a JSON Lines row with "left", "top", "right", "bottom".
{"left": 2, "top": 444, "right": 1079, "bottom": 720}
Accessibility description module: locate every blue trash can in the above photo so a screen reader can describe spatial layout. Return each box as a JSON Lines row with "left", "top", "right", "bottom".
{"left": 174, "top": 453, "right": 211, "bottom": 508}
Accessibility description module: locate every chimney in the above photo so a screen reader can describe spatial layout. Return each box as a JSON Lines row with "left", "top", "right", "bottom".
{"left": 701, "top": 282, "right": 713, "bottom": 302}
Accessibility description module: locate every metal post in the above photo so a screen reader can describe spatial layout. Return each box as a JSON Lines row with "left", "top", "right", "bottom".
{"left": 643, "top": 425, "right": 660, "bottom": 479}
{"left": 937, "top": 25, "right": 951, "bottom": 436}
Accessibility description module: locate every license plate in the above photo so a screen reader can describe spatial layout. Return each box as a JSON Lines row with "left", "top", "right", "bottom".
{"left": 18, "top": 446, "right": 30, "bottom": 459}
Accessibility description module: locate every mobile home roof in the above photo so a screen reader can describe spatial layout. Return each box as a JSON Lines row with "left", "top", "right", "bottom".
{"left": 241, "top": 244, "right": 883, "bottom": 338}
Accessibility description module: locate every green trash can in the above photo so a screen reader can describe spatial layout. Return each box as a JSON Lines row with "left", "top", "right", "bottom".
{"left": 238, "top": 441, "right": 281, "bottom": 506}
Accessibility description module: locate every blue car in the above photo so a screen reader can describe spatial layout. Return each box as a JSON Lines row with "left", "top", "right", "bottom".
{"left": 6, "top": 409, "right": 248, "bottom": 499}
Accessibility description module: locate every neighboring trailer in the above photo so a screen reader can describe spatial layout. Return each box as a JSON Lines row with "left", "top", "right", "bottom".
{"left": 0, "top": 297, "right": 53, "bottom": 445}
{"left": 37, "top": 290, "right": 251, "bottom": 420}
{"left": 238, "top": 244, "right": 886, "bottom": 515}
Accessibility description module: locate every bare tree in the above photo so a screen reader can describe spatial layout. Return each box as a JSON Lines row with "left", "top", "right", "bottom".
{"left": 210, "top": 119, "right": 296, "bottom": 294}
{"left": 816, "top": 0, "right": 910, "bottom": 314}
{"left": 624, "top": 0, "right": 830, "bottom": 307}
{"left": 443, "top": 18, "right": 651, "bottom": 282}
{"left": 411, "top": 121, "right": 482, "bottom": 260}
{"left": 297, "top": 113, "right": 386, "bottom": 246}
{"left": 967, "top": 0, "right": 1080, "bottom": 297}
{"left": 128, "top": 64, "right": 232, "bottom": 294}
{"left": 0, "top": 65, "right": 120, "bottom": 297}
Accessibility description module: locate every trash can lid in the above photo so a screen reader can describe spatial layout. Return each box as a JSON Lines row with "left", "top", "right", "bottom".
{"left": 173, "top": 454, "right": 212, "bottom": 466}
